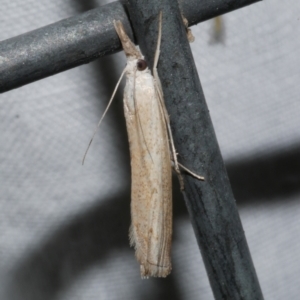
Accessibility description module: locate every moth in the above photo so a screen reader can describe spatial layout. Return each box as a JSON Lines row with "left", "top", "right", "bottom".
{"left": 114, "top": 14, "right": 173, "bottom": 278}
{"left": 83, "top": 12, "right": 204, "bottom": 278}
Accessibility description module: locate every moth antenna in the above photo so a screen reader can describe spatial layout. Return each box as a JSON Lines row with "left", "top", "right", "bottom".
{"left": 82, "top": 67, "right": 127, "bottom": 165}
{"left": 153, "top": 11, "right": 162, "bottom": 71}
{"left": 152, "top": 11, "right": 181, "bottom": 176}
{"left": 153, "top": 11, "right": 204, "bottom": 189}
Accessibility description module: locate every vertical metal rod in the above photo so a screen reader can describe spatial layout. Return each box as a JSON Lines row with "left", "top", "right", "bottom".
{"left": 125, "top": 1, "right": 264, "bottom": 299}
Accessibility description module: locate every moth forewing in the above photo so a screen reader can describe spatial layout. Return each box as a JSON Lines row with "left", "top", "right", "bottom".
{"left": 114, "top": 20, "right": 172, "bottom": 278}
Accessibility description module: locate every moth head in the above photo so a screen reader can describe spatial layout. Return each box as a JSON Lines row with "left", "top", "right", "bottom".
{"left": 113, "top": 20, "right": 142, "bottom": 59}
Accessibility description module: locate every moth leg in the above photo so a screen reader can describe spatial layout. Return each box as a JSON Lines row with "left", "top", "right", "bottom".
{"left": 177, "top": 162, "right": 205, "bottom": 181}
{"left": 155, "top": 81, "right": 184, "bottom": 189}
{"left": 170, "top": 149, "right": 184, "bottom": 190}
{"left": 171, "top": 160, "right": 205, "bottom": 184}
{"left": 155, "top": 82, "right": 184, "bottom": 189}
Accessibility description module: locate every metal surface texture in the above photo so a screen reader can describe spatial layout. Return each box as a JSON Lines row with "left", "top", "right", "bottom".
{"left": 0, "top": 0, "right": 260, "bottom": 93}
{"left": 179, "top": 0, "right": 261, "bottom": 25}
{"left": 0, "top": 2, "right": 130, "bottom": 93}
{"left": 125, "top": 0, "right": 264, "bottom": 299}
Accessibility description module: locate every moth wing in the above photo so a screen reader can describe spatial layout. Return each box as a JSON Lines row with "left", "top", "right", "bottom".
{"left": 124, "top": 71, "right": 172, "bottom": 278}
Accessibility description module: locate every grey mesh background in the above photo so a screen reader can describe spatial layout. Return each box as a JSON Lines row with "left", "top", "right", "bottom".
{"left": 1, "top": 0, "right": 299, "bottom": 299}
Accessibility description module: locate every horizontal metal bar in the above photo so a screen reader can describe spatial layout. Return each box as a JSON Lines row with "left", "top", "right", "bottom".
{"left": 0, "top": 0, "right": 260, "bottom": 93}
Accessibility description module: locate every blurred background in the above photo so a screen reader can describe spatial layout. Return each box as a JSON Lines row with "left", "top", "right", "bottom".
{"left": 1, "top": 0, "right": 299, "bottom": 299}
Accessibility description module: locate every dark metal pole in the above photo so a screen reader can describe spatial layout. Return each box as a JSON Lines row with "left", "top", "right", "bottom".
{"left": 125, "top": 0, "right": 264, "bottom": 299}
{"left": 0, "top": 0, "right": 261, "bottom": 93}
{"left": 0, "top": 2, "right": 130, "bottom": 93}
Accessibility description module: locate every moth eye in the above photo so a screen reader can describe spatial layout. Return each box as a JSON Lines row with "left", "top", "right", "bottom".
{"left": 137, "top": 59, "right": 147, "bottom": 71}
